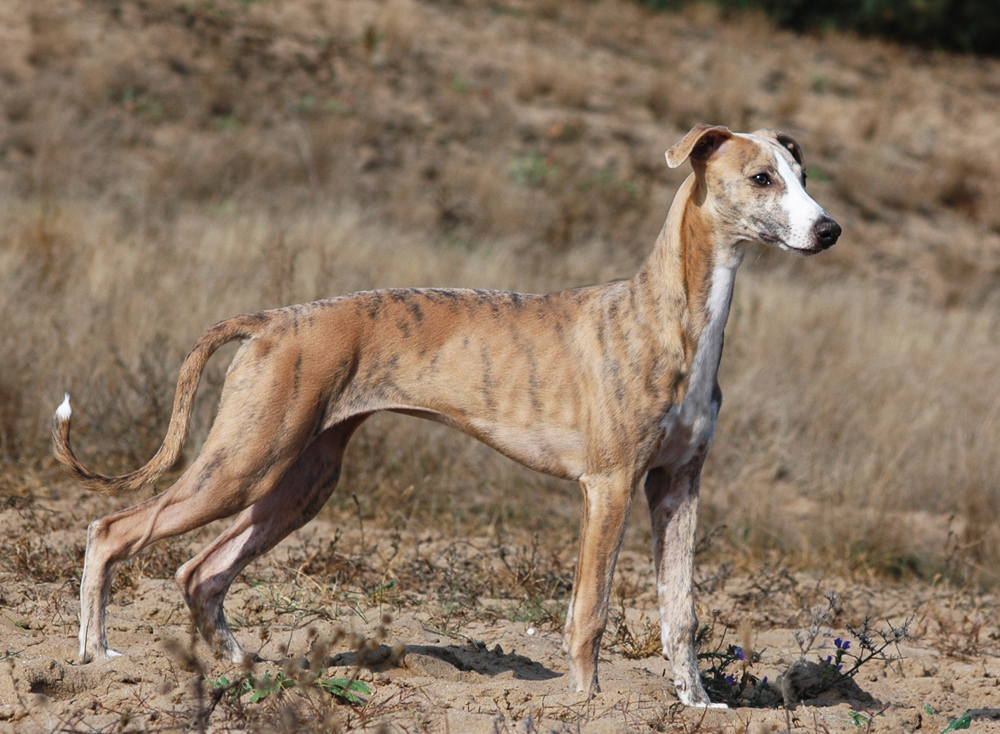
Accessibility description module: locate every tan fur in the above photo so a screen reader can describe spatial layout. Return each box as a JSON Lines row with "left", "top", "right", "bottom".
{"left": 53, "top": 125, "right": 840, "bottom": 707}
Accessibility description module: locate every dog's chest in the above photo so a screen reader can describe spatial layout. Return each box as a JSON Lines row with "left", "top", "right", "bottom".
{"left": 652, "top": 390, "right": 720, "bottom": 469}
{"left": 650, "top": 259, "right": 737, "bottom": 469}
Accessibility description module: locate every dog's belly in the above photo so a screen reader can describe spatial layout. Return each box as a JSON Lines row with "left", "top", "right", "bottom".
{"left": 465, "top": 419, "right": 586, "bottom": 480}
{"left": 390, "top": 408, "right": 585, "bottom": 480}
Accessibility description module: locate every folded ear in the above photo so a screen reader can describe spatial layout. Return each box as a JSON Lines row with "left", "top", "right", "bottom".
{"left": 665, "top": 124, "right": 732, "bottom": 169}
{"left": 756, "top": 129, "right": 805, "bottom": 167}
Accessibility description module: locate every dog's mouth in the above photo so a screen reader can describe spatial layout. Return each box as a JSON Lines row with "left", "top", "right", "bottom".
{"left": 771, "top": 238, "right": 824, "bottom": 257}
{"left": 759, "top": 232, "right": 817, "bottom": 255}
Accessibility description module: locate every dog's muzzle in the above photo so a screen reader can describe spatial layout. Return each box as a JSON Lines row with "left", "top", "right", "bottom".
{"left": 813, "top": 217, "right": 841, "bottom": 250}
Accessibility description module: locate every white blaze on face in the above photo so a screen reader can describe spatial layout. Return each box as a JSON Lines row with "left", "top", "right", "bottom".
{"left": 772, "top": 150, "right": 828, "bottom": 252}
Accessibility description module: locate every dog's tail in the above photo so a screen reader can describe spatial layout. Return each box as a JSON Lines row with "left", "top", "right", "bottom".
{"left": 52, "top": 312, "right": 273, "bottom": 496}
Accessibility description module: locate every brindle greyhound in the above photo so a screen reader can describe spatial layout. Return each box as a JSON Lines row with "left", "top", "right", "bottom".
{"left": 53, "top": 124, "right": 840, "bottom": 707}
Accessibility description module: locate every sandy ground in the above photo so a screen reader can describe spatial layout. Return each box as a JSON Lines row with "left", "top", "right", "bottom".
{"left": 1, "top": 1, "right": 1000, "bottom": 731}
{"left": 2, "top": 483, "right": 999, "bottom": 733}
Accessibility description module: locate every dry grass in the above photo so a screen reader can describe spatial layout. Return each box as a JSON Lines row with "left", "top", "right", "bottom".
{"left": 4, "top": 205, "right": 996, "bottom": 587}
{"left": 707, "top": 272, "right": 1000, "bottom": 583}
{"left": 1, "top": 0, "right": 998, "bottom": 603}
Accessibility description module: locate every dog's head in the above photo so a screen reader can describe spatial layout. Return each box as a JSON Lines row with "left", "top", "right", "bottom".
{"left": 666, "top": 124, "right": 841, "bottom": 254}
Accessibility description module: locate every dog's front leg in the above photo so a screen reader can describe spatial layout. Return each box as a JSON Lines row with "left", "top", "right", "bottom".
{"left": 644, "top": 465, "right": 724, "bottom": 708}
{"left": 563, "top": 472, "right": 635, "bottom": 694}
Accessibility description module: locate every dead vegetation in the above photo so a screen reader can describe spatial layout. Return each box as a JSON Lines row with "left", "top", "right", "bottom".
{"left": 1, "top": 0, "right": 997, "bottom": 587}
{"left": 1, "top": 0, "right": 999, "bottom": 729}
{"left": 1, "top": 503, "right": 996, "bottom": 732}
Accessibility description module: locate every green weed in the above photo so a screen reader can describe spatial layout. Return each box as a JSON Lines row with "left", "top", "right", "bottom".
{"left": 509, "top": 153, "right": 557, "bottom": 188}
{"left": 211, "top": 669, "right": 370, "bottom": 705}
{"left": 942, "top": 710, "right": 972, "bottom": 732}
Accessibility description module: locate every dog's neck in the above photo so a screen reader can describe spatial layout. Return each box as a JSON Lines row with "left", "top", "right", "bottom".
{"left": 631, "top": 175, "right": 744, "bottom": 402}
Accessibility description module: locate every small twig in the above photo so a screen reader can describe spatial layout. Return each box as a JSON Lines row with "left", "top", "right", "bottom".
{"left": 352, "top": 493, "right": 366, "bottom": 553}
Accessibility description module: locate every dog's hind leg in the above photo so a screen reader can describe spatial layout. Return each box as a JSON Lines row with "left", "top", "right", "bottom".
{"left": 79, "top": 481, "right": 234, "bottom": 663}
{"left": 174, "top": 420, "right": 363, "bottom": 662}
{"left": 644, "top": 464, "right": 723, "bottom": 708}
{"left": 78, "top": 404, "right": 326, "bottom": 662}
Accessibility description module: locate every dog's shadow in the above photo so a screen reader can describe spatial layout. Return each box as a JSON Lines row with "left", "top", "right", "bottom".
{"left": 764, "top": 659, "right": 885, "bottom": 711}
{"left": 327, "top": 642, "right": 560, "bottom": 682}
{"left": 969, "top": 709, "right": 1000, "bottom": 724}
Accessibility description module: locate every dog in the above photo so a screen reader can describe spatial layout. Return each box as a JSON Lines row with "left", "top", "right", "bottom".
{"left": 53, "top": 124, "right": 840, "bottom": 707}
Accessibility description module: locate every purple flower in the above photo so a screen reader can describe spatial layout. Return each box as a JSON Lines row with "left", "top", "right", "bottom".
{"left": 725, "top": 674, "right": 737, "bottom": 687}
{"left": 734, "top": 647, "right": 746, "bottom": 661}
{"left": 825, "top": 655, "right": 833, "bottom": 664}
{"left": 834, "top": 637, "right": 851, "bottom": 650}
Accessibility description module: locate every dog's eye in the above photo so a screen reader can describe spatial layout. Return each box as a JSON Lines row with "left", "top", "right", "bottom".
{"left": 751, "top": 172, "right": 772, "bottom": 187}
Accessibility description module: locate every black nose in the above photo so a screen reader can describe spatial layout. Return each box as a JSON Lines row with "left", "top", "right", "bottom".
{"left": 814, "top": 217, "right": 841, "bottom": 249}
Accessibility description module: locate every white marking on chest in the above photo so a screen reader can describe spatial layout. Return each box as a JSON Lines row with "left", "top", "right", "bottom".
{"left": 653, "top": 253, "right": 742, "bottom": 470}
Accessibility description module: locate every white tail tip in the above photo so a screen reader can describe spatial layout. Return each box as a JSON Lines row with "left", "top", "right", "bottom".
{"left": 56, "top": 393, "right": 72, "bottom": 420}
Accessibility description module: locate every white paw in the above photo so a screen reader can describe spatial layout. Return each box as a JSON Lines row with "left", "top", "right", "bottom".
{"left": 676, "top": 684, "right": 727, "bottom": 708}
{"left": 81, "top": 647, "right": 123, "bottom": 662}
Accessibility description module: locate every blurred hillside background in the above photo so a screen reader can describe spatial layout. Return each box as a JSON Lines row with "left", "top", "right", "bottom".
{"left": 1, "top": 0, "right": 998, "bottom": 586}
